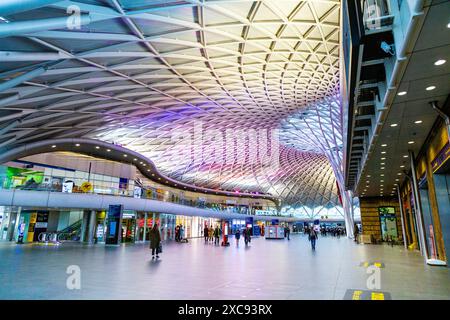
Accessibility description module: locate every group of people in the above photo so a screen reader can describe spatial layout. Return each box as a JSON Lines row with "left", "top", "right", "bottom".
{"left": 319, "top": 226, "right": 346, "bottom": 238}
{"left": 174, "top": 224, "right": 185, "bottom": 242}
{"left": 234, "top": 227, "right": 252, "bottom": 246}
{"left": 203, "top": 225, "right": 222, "bottom": 245}
{"left": 202, "top": 225, "right": 253, "bottom": 247}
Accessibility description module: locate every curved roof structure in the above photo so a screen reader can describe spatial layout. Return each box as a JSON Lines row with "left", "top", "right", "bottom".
{"left": 0, "top": 0, "right": 350, "bottom": 217}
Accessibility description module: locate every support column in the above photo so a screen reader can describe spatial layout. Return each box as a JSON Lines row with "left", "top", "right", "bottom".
{"left": 424, "top": 155, "right": 446, "bottom": 261}
{"left": 80, "top": 210, "right": 89, "bottom": 242}
{"left": 341, "top": 189, "right": 355, "bottom": 239}
{"left": 87, "top": 210, "right": 96, "bottom": 244}
{"left": 81, "top": 210, "right": 96, "bottom": 244}
{"left": 143, "top": 212, "right": 148, "bottom": 242}
{"left": 396, "top": 184, "right": 408, "bottom": 250}
{"left": 409, "top": 150, "right": 428, "bottom": 261}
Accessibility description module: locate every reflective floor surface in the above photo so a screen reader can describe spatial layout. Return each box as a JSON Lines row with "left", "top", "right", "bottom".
{"left": 0, "top": 234, "right": 449, "bottom": 299}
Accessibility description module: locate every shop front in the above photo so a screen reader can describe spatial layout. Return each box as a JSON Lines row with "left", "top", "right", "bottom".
{"left": 121, "top": 210, "right": 136, "bottom": 243}
{"left": 175, "top": 215, "right": 220, "bottom": 239}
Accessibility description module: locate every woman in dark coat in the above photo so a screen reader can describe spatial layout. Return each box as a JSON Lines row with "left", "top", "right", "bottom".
{"left": 149, "top": 224, "right": 161, "bottom": 259}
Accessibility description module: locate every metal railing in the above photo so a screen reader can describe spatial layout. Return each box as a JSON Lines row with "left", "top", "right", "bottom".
{"left": 0, "top": 175, "right": 287, "bottom": 217}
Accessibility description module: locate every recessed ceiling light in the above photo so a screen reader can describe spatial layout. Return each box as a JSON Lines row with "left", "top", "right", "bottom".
{"left": 106, "top": 149, "right": 111, "bottom": 152}
{"left": 147, "top": 169, "right": 150, "bottom": 171}
{"left": 397, "top": 173, "right": 402, "bottom": 175}
{"left": 414, "top": 120, "right": 422, "bottom": 124}
{"left": 381, "top": 151, "right": 386, "bottom": 154}
{"left": 51, "top": 145, "right": 56, "bottom": 148}
{"left": 400, "top": 165, "right": 405, "bottom": 168}
{"left": 381, "top": 157, "right": 386, "bottom": 160}
{"left": 426, "top": 86, "right": 436, "bottom": 91}
{"left": 133, "top": 158, "right": 137, "bottom": 161}
{"left": 395, "top": 179, "right": 399, "bottom": 181}
{"left": 381, "top": 144, "right": 387, "bottom": 147}
{"left": 390, "top": 123, "right": 398, "bottom": 127}
{"left": 434, "top": 59, "right": 446, "bottom": 66}
{"left": 367, "top": 175, "right": 371, "bottom": 178}
{"left": 381, "top": 167, "right": 385, "bottom": 169}
{"left": 380, "top": 180, "right": 384, "bottom": 182}
{"left": 380, "top": 174, "right": 384, "bottom": 177}
{"left": 447, "top": 22, "right": 450, "bottom": 28}
{"left": 95, "top": 146, "right": 100, "bottom": 149}
{"left": 408, "top": 141, "right": 414, "bottom": 144}
{"left": 397, "top": 91, "right": 407, "bottom": 96}
{"left": 403, "top": 155, "right": 408, "bottom": 158}
{"left": 123, "top": 154, "right": 127, "bottom": 157}
{"left": 75, "top": 144, "right": 80, "bottom": 147}
{"left": 381, "top": 162, "right": 385, "bottom": 165}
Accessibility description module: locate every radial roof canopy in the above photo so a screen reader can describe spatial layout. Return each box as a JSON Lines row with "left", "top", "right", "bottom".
{"left": 0, "top": 0, "right": 343, "bottom": 210}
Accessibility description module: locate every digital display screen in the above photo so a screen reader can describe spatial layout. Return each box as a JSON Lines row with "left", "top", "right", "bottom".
{"left": 109, "top": 222, "right": 116, "bottom": 236}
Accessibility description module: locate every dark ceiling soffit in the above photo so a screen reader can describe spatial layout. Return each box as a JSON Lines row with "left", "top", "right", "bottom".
{"left": 343, "top": 0, "right": 364, "bottom": 190}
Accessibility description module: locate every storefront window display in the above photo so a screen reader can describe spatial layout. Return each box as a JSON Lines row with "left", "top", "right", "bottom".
{"left": 175, "top": 216, "right": 219, "bottom": 238}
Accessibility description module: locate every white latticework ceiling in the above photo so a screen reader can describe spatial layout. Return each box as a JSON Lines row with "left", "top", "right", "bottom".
{"left": 0, "top": 0, "right": 346, "bottom": 211}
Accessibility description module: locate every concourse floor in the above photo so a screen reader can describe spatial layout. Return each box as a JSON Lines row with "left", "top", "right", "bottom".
{"left": 0, "top": 234, "right": 449, "bottom": 300}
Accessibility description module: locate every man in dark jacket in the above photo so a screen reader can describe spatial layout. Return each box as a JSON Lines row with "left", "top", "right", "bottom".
{"left": 149, "top": 224, "right": 161, "bottom": 259}
{"left": 214, "top": 226, "right": 220, "bottom": 245}
{"left": 308, "top": 228, "right": 318, "bottom": 250}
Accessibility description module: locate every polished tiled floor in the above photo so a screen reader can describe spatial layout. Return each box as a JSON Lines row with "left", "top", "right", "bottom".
{"left": 0, "top": 234, "right": 449, "bottom": 300}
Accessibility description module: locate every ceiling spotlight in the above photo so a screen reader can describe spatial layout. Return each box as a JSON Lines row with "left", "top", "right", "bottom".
{"left": 426, "top": 86, "right": 436, "bottom": 91}
{"left": 147, "top": 169, "right": 150, "bottom": 172}
{"left": 395, "top": 179, "right": 399, "bottom": 181}
{"left": 381, "top": 167, "right": 385, "bottom": 170}
{"left": 51, "top": 145, "right": 56, "bottom": 148}
{"left": 381, "top": 157, "right": 386, "bottom": 160}
{"left": 397, "top": 91, "right": 407, "bottom": 96}
{"left": 414, "top": 120, "right": 422, "bottom": 124}
{"left": 75, "top": 144, "right": 80, "bottom": 147}
{"left": 448, "top": 22, "right": 450, "bottom": 28}
{"left": 381, "top": 162, "right": 385, "bottom": 165}
{"left": 397, "top": 173, "right": 402, "bottom": 175}
{"left": 106, "top": 149, "right": 111, "bottom": 152}
{"left": 123, "top": 154, "right": 127, "bottom": 157}
{"left": 434, "top": 59, "right": 446, "bottom": 66}
{"left": 133, "top": 158, "right": 137, "bottom": 161}
{"left": 367, "top": 175, "right": 371, "bottom": 178}
{"left": 390, "top": 123, "right": 398, "bottom": 127}
{"left": 380, "top": 174, "right": 384, "bottom": 177}
{"left": 381, "top": 151, "right": 386, "bottom": 154}
{"left": 403, "top": 155, "right": 408, "bottom": 158}
{"left": 95, "top": 146, "right": 100, "bottom": 149}
{"left": 408, "top": 141, "right": 414, "bottom": 144}
{"left": 400, "top": 165, "right": 405, "bottom": 168}
{"left": 381, "top": 144, "right": 387, "bottom": 147}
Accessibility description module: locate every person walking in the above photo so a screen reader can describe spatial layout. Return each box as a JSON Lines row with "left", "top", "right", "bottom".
{"left": 214, "top": 225, "right": 220, "bottom": 245}
{"left": 235, "top": 228, "right": 241, "bottom": 246}
{"left": 204, "top": 225, "right": 209, "bottom": 243}
{"left": 180, "top": 225, "right": 185, "bottom": 241}
{"left": 285, "top": 226, "right": 290, "bottom": 240}
{"left": 149, "top": 224, "right": 161, "bottom": 259}
{"left": 308, "top": 227, "right": 318, "bottom": 250}
{"left": 208, "top": 226, "right": 213, "bottom": 242}
{"left": 244, "top": 227, "right": 251, "bottom": 246}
